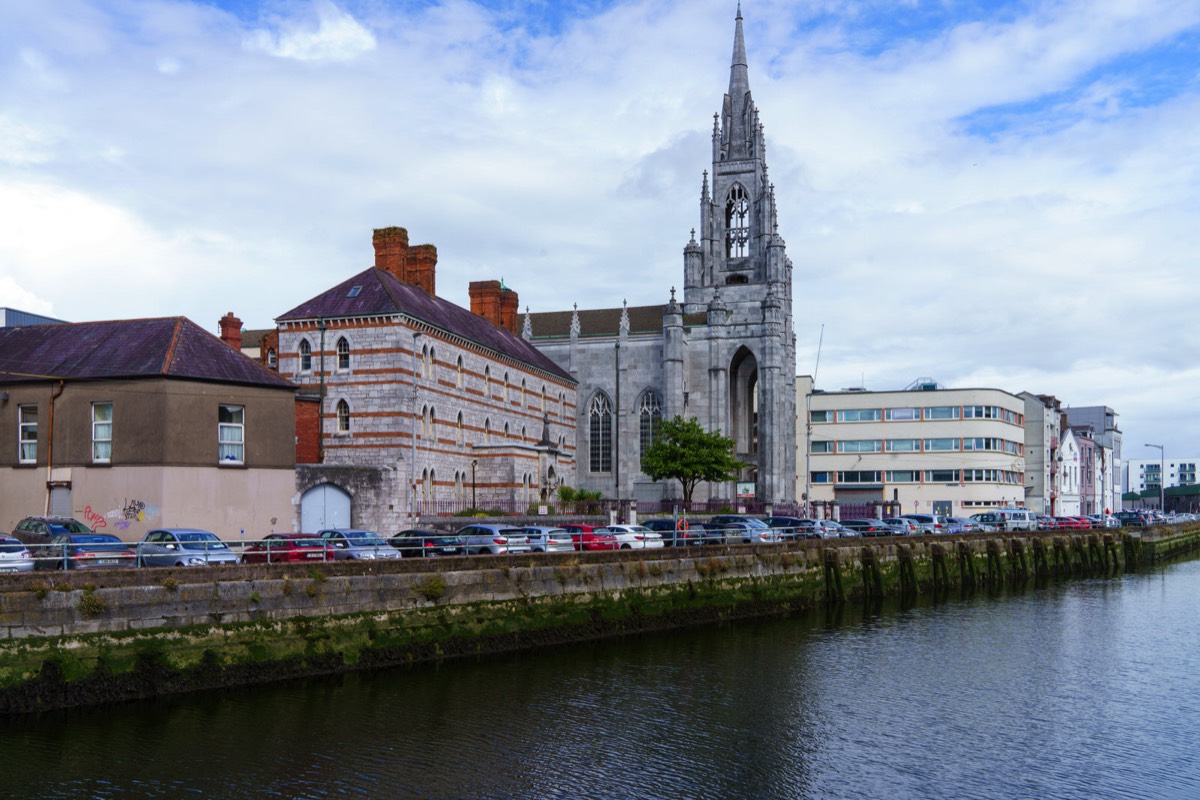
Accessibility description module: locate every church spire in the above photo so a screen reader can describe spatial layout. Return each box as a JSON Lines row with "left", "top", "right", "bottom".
{"left": 724, "top": 4, "right": 753, "bottom": 160}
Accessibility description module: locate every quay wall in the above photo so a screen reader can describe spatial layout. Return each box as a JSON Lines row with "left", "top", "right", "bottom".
{"left": 2, "top": 526, "right": 1198, "bottom": 714}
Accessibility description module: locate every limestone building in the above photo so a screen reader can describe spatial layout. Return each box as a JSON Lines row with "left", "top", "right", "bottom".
{"left": 526, "top": 8, "right": 797, "bottom": 506}
{"left": 275, "top": 228, "right": 578, "bottom": 532}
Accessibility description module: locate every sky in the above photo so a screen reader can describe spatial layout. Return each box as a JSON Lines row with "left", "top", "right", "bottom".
{"left": 2, "top": 0, "right": 1199, "bottom": 468}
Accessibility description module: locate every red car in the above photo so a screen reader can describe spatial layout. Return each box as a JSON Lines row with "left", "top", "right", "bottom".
{"left": 559, "top": 524, "right": 618, "bottom": 551}
{"left": 1053, "top": 517, "right": 1087, "bottom": 530}
{"left": 242, "top": 533, "right": 331, "bottom": 564}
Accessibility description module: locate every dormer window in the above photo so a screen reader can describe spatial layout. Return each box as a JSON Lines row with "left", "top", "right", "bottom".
{"left": 347, "top": 286, "right": 362, "bottom": 298}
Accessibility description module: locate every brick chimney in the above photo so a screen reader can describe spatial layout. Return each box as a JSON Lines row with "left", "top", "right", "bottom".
{"left": 218, "top": 312, "right": 243, "bottom": 350}
{"left": 469, "top": 280, "right": 520, "bottom": 335}
{"left": 373, "top": 226, "right": 437, "bottom": 295}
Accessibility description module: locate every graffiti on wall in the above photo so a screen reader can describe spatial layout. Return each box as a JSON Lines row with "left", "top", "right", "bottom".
{"left": 83, "top": 498, "right": 160, "bottom": 531}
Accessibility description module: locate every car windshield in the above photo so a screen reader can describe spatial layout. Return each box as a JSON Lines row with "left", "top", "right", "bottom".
{"left": 49, "top": 521, "right": 92, "bottom": 535}
{"left": 177, "top": 532, "right": 228, "bottom": 549}
{"left": 74, "top": 535, "right": 122, "bottom": 545}
{"left": 266, "top": 537, "right": 323, "bottom": 548}
{"left": 0, "top": 541, "right": 26, "bottom": 553}
{"left": 345, "top": 532, "right": 386, "bottom": 546}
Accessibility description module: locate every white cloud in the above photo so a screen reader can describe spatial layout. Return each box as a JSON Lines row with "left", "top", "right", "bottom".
{"left": 245, "top": 0, "right": 376, "bottom": 63}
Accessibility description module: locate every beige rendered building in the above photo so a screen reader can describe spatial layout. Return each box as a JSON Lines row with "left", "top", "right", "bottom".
{"left": 798, "top": 378, "right": 1028, "bottom": 518}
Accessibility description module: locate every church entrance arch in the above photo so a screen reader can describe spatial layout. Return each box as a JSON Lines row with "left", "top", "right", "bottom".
{"left": 729, "top": 346, "right": 759, "bottom": 462}
{"left": 300, "top": 483, "right": 351, "bottom": 532}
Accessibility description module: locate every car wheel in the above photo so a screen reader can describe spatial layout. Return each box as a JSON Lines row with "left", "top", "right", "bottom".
{"left": 620, "top": 544, "right": 631, "bottom": 549}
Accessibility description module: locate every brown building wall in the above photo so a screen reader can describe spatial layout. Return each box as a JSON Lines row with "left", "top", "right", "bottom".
{"left": 0, "top": 379, "right": 296, "bottom": 469}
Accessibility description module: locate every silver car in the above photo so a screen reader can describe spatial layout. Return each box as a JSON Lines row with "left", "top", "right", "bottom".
{"left": 317, "top": 529, "right": 401, "bottom": 561}
{"left": 139, "top": 528, "right": 241, "bottom": 567}
{"left": 523, "top": 526, "right": 575, "bottom": 553}
{"left": 456, "top": 524, "right": 533, "bottom": 555}
{"left": 0, "top": 535, "right": 34, "bottom": 573}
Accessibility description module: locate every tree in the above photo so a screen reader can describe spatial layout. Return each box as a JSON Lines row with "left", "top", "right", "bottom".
{"left": 641, "top": 415, "right": 743, "bottom": 503}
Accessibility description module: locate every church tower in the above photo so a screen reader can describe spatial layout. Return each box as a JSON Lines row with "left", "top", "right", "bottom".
{"left": 681, "top": 4, "right": 797, "bottom": 504}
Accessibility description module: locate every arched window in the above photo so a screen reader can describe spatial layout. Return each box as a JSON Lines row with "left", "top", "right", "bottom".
{"left": 541, "top": 385, "right": 547, "bottom": 412}
{"left": 456, "top": 412, "right": 464, "bottom": 445}
{"left": 521, "top": 425, "right": 527, "bottom": 441}
{"left": 336, "top": 399, "right": 350, "bottom": 433}
{"left": 267, "top": 348, "right": 277, "bottom": 369}
{"left": 299, "top": 339, "right": 312, "bottom": 372}
{"left": 484, "top": 367, "right": 491, "bottom": 397}
{"left": 428, "top": 347, "right": 436, "bottom": 379}
{"left": 484, "top": 419, "right": 491, "bottom": 443}
{"left": 455, "top": 471, "right": 464, "bottom": 503}
{"left": 521, "top": 379, "right": 527, "bottom": 407}
{"left": 456, "top": 356, "right": 464, "bottom": 388}
{"left": 639, "top": 391, "right": 662, "bottom": 469}
{"left": 504, "top": 422, "right": 510, "bottom": 439}
{"left": 429, "top": 407, "right": 437, "bottom": 442}
{"left": 588, "top": 393, "right": 613, "bottom": 473}
{"left": 420, "top": 404, "right": 428, "bottom": 439}
{"left": 421, "top": 345, "right": 430, "bottom": 379}
{"left": 504, "top": 372, "right": 510, "bottom": 403}
{"left": 725, "top": 184, "right": 749, "bottom": 258}
{"left": 336, "top": 337, "right": 350, "bottom": 370}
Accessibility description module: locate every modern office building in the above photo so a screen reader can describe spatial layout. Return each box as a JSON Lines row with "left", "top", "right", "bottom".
{"left": 798, "top": 378, "right": 1027, "bottom": 518}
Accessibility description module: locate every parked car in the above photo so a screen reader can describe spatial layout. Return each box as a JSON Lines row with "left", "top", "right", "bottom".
{"left": 597, "top": 525, "right": 665, "bottom": 549}
{"left": 559, "top": 524, "right": 619, "bottom": 551}
{"left": 882, "top": 518, "right": 921, "bottom": 535}
{"left": 0, "top": 535, "right": 35, "bottom": 573}
{"left": 903, "top": 514, "right": 950, "bottom": 535}
{"left": 840, "top": 519, "right": 893, "bottom": 537}
{"left": 783, "top": 518, "right": 843, "bottom": 539}
{"left": 523, "top": 526, "right": 575, "bottom": 553}
{"left": 710, "top": 515, "right": 772, "bottom": 530}
{"left": 242, "top": 533, "right": 330, "bottom": 564}
{"left": 641, "top": 518, "right": 709, "bottom": 546}
{"left": 715, "top": 521, "right": 785, "bottom": 544}
{"left": 1115, "top": 511, "right": 1148, "bottom": 528}
{"left": 138, "top": 528, "right": 240, "bottom": 567}
{"left": 317, "top": 529, "right": 401, "bottom": 561}
{"left": 1053, "top": 517, "right": 1088, "bottom": 530}
{"left": 949, "top": 517, "right": 986, "bottom": 534}
{"left": 761, "top": 516, "right": 818, "bottom": 539}
{"left": 34, "top": 533, "right": 137, "bottom": 570}
{"left": 1035, "top": 515, "right": 1059, "bottom": 531}
{"left": 390, "top": 529, "right": 466, "bottom": 557}
{"left": 457, "top": 524, "right": 532, "bottom": 555}
{"left": 11, "top": 516, "right": 92, "bottom": 544}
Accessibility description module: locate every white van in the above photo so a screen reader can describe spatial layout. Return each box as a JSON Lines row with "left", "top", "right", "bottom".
{"left": 995, "top": 508, "right": 1037, "bottom": 531}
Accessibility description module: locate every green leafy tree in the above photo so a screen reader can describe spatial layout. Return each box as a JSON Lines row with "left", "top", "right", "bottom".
{"left": 641, "top": 416, "right": 743, "bottom": 503}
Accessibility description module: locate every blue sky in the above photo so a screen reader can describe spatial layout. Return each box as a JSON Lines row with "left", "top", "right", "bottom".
{"left": 3, "top": 0, "right": 1200, "bottom": 468}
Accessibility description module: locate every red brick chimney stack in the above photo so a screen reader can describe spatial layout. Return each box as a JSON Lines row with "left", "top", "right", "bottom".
{"left": 373, "top": 226, "right": 437, "bottom": 295}
{"left": 469, "top": 280, "right": 521, "bottom": 335}
{"left": 219, "top": 312, "right": 243, "bottom": 350}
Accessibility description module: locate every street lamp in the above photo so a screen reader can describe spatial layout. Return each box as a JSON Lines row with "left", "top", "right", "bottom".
{"left": 1145, "top": 443, "right": 1165, "bottom": 513}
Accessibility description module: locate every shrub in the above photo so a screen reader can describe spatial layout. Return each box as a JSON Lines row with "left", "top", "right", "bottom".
{"left": 416, "top": 575, "right": 446, "bottom": 602}
{"left": 160, "top": 577, "right": 179, "bottom": 593}
{"left": 78, "top": 588, "right": 108, "bottom": 619}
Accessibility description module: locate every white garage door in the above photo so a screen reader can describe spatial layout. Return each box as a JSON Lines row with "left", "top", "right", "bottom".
{"left": 300, "top": 484, "right": 351, "bottom": 532}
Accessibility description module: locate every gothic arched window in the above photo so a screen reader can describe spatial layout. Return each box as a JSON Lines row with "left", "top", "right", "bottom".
{"left": 725, "top": 184, "right": 749, "bottom": 258}
{"left": 588, "top": 393, "right": 613, "bottom": 473}
{"left": 299, "top": 339, "right": 312, "bottom": 372}
{"left": 639, "top": 391, "right": 662, "bottom": 469}
{"left": 336, "top": 399, "right": 350, "bottom": 434}
{"left": 336, "top": 337, "right": 350, "bottom": 370}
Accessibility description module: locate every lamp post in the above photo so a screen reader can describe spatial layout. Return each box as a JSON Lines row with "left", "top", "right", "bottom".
{"left": 1145, "top": 443, "right": 1165, "bottom": 513}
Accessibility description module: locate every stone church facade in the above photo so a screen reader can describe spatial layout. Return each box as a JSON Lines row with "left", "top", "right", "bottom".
{"left": 527, "top": 9, "right": 797, "bottom": 506}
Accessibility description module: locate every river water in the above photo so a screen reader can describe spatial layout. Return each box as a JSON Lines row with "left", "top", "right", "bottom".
{"left": 3, "top": 559, "right": 1199, "bottom": 800}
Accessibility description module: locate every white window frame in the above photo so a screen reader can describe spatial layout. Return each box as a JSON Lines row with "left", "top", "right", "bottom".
{"left": 92, "top": 402, "right": 113, "bottom": 463}
{"left": 18, "top": 404, "right": 37, "bottom": 464}
{"left": 218, "top": 404, "right": 245, "bottom": 464}
{"left": 299, "top": 339, "right": 312, "bottom": 372}
{"left": 336, "top": 337, "right": 350, "bottom": 371}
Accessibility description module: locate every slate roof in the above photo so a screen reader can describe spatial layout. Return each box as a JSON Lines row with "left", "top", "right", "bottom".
{"left": 0, "top": 317, "right": 294, "bottom": 389}
{"left": 527, "top": 305, "right": 708, "bottom": 339}
{"left": 276, "top": 268, "right": 575, "bottom": 382}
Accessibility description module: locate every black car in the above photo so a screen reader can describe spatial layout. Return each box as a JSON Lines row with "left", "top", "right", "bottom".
{"left": 761, "top": 516, "right": 820, "bottom": 540}
{"left": 390, "top": 529, "right": 466, "bottom": 557}
{"left": 1114, "top": 511, "right": 1148, "bottom": 528}
{"left": 11, "top": 516, "right": 93, "bottom": 544}
{"left": 839, "top": 519, "right": 893, "bottom": 536}
{"left": 641, "top": 518, "right": 709, "bottom": 546}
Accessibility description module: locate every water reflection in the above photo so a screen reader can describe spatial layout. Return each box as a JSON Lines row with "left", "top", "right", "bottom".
{"left": 3, "top": 562, "right": 1199, "bottom": 799}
